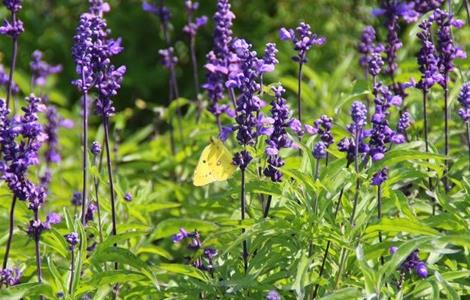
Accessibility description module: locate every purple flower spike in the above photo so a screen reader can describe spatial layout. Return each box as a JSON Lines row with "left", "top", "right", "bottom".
{"left": 124, "top": 192, "right": 132, "bottom": 202}
{"left": 371, "top": 167, "right": 389, "bottom": 186}
{"left": 30, "top": 50, "right": 62, "bottom": 87}
{"left": 159, "top": 47, "right": 178, "bottom": 70}
{"left": 172, "top": 228, "right": 189, "bottom": 243}
{"left": 0, "top": 267, "right": 21, "bottom": 286}
{"left": 279, "top": 22, "right": 325, "bottom": 63}
{"left": 233, "top": 150, "right": 252, "bottom": 171}
{"left": 263, "top": 85, "right": 293, "bottom": 182}
{"left": 203, "top": 0, "right": 236, "bottom": 120}
{"left": 64, "top": 232, "right": 80, "bottom": 250}
{"left": 458, "top": 83, "right": 470, "bottom": 122}
{"left": 415, "top": 262, "right": 428, "bottom": 278}
{"left": 203, "top": 247, "right": 218, "bottom": 259}
{"left": 416, "top": 19, "right": 442, "bottom": 91}
{"left": 313, "top": 141, "right": 327, "bottom": 160}
{"left": 44, "top": 213, "right": 61, "bottom": 229}
{"left": 71, "top": 191, "right": 82, "bottom": 206}
{"left": 266, "top": 290, "right": 281, "bottom": 300}
{"left": 431, "top": 9, "right": 466, "bottom": 86}
{"left": 413, "top": 0, "right": 444, "bottom": 13}
{"left": 85, "top": 201, "right": 97, "bottom": 223}
{"left": 91, "top": 141, "right": 101, "bottom": 156}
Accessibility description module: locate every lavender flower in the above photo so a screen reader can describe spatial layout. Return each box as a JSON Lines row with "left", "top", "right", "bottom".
{"left": 172, "top": 228, "right": 189, "bottom": 243}
{"left": 0, "top": 267, "right": 21, "bottom": 286}
{"left": 44, "top": 213, "right": 61, "bottom": 229}
{"left": 279, "top": 22, "right": 325, "bottom": 64}
{"left": 203, "top": 247, "right": 218, "bottom": 259}
{"left": 358, "top": 26, "right": 384, "bottom": 73}
{"left": 306, "top": 115, "right": 334, "bottom": 161}
{"left": 373, "top": 0, "right": 418, "bottom": 76}
{"left": 413, "top": 0, "right": 444, "bottom": 14}
{"left": 171, "top": 228, "right": 216, "bottom": 272}
{"left": 159, "top": 47, "right": 178, "bottom": 70}
{"left": 203, "top": 0, "right": 236, "bottom": 120}
{"left": 30, "top": 50, "right": 62, "bottom": 87}
{"left": 390, "top": 247, "right": 428, "bottom": 278}
{"left": 71, "top": 192, "right": 82, "bottom": 206}
{"left": 371, "top": 167, "right": 389, "bottom": 186}
{"left": 0, "top": 18, "right": 24, "bottom": 38}
{"left": 368, "top": 51, "right": 384, "bottom": 77}
{"left": 338, "top": 102, "right": 369, "bottom": 163}
{"left": 124, "top": 192, "right": 132, "bottom": 202}
{"left": 3, "top": 0, "right": 22, "bottom": 12}
{"left": 263, "top": 86, "right": 293, "bottom": 182}
{"left": 397, "top": 111, "right": 412, "bottom": 134}
{"left": 91, "top": 141, "right": 102, "bottom": 156}
{"left": 65, "top": 232, "right": 80, "bottom": 250}
{"left": 143, "top": 1, "right": 171, "bottom": 27}
{"left": 266, "top": 290, "right": 281, "bottom": 300}
{"left": 0, "top": 96, "right": 47, "bottom": 204}
{"left": 228, "top": 39, "right": 275, "bottom": 170}
{"left": 458, "top": 83, "right": 470, "bottom": 122}
{"left": 183, "top": 1, "right": 208, "bottom": 38}
{"left": 369, "top": 83, "right": 405, "bottom": 161}
{"left": 85, "top": 201, "right": 97, "bottom": 223}
{"left": 27, "top": 211, "right": 60, "bottom": 237}
{"left": 416, "top": 19, "right": 443, "bottom": 91}
{"left": 431, "top": 9, "right": 466, "bottom": 87}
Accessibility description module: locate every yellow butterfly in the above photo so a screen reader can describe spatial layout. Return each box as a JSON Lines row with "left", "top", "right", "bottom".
{"left": 193, "top": 138, "right": 237, "bottom": 186}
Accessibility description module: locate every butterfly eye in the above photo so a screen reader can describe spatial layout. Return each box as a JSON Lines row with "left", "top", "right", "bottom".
{"left": 216, "top": 160, "right": 221, "bottom": 166}
{"left": 203, "top": 160, "right": 206, "bottom": 163}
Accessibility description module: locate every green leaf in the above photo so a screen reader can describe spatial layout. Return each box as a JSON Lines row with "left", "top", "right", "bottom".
{"left": 89, "top": 270, "right": 147, "bottom": 286}
{"left": 369, "top": 149, "right": 445, "bottom": 174}
{"left": 291, "top": 252, "right": 311, "bottom": 299}
{"left": 0, "top": 283, "right": 53, "bottom": 300}
{"left": 319, "top": 288, "right": 362, "bottom": 300}
{"left": 92, "top": 247, "right": 148, "bottom": 271}
{"left": 158, "top": 263, "right": 207, "bottom": 281}
{"left": 365, "top": 218, "right": 439, "bottom": 237}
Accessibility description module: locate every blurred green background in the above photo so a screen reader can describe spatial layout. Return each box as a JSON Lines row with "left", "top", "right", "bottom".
{"left": 0, "top": 0, "right": 376, "bottom": 128}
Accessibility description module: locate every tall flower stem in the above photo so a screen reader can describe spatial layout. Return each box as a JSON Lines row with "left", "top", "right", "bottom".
{"left": 467, "top": 122, "right": 470, "bottom": 173}
{"left": 2, "top": 196, "right": 17, "bottom": 269}
{"left": 240, "top": 169, "right": 248, "bottom": 274}
{"left": 263, "top": 195, "right": 272, "bottom": 218}
{"left": 103, "top": 116, "right": 118, "bottom": 269}
{"left": 33, "top": 210, "right": 43, "bottom": 288}
{"left": 68, "top": 249, "right": 75, "bottom": 294}
{"left": 189, "top": 36, "right": 202, "bottom": 120}
{"left": 349, "top": 128, "right": 361, "bottom": 225}
{"left": 80, "top": 81, "right": 89, "bottom": 225}
{"left": 423, "top": 88, "right": 435, "bottom": 214}
{"left": 297, "top": 61, "right": 304, "bottom": 123}
{"left": 93, "top": 153, "right": 104, "bottom": 243}
{"left": 377, "top": 184, "right": 384, "bottom": 266}
{"left": 443, "top": 80, "right": 450, "bottom": 193}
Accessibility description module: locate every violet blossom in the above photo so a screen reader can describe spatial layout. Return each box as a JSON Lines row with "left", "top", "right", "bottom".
{"left": 263, "top": 86, "right": 293, "bottom": 182}
{"left": 30, "top": 50, "right": 62, "bottom": 87}
{"left": 203, "top": 0, "right": 236, "bottom": 121}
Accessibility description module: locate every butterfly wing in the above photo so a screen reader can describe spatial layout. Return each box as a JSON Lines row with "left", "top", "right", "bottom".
{"left": 210, "top": 139, "right": 237, "bottom": 181}
{"left": 193, "top": 139, "right": 237, "bottom": 186}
